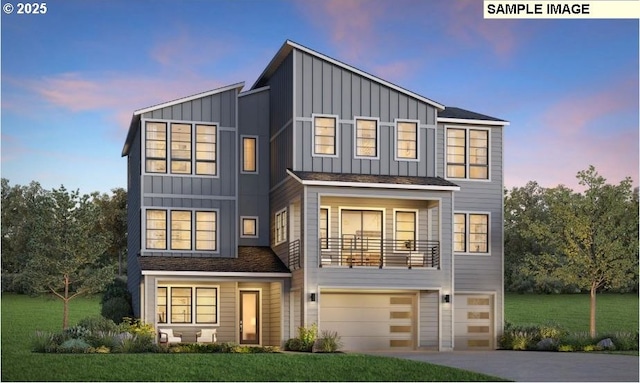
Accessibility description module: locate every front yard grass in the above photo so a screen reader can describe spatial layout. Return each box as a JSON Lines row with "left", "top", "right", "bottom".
{"left": 1, "top": 293, "right": 506, "bottom": 382}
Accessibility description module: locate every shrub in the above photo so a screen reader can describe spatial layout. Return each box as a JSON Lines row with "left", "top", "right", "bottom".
{"left": 601, "top": 332, "right": 639, "bottom": 351}
{"left": 58, "top": 338, "right": 91, "bottom": 353}
{"left": 118, "top": 317, "right": 155, "bottom": 338}
{"left": 112, "top": 332, "right": 155, "bottom": 353}
{"left": 77, "top": 316, "right": 118, "bottom": 333}
{"left": 297, "top": 324, "right": 318, "bottom": 352}
{"left": 63, "top": 325, "right": 90, "bottom": 339}
{"left": 88, "top": 345, "right": 111, "bottom": 354}
{"left": 558, "top": 344, "right": 574, "bottom": 352}
{"left": 313, "top": 330, "right": 343, "bottom": 353}
{"left": 101, "top": 277, "right": 131, "bottom": 304}
{"left": 31, "top": 331, "right": 58, "bottom": 353}
{"left": 102, "top": 297, "right": 132, "bottom": 324}
{"left": 285, "top": 338, "right": 302, "bottom": 351}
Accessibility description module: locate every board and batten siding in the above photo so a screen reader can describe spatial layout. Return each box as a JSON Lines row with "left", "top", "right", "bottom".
{"left": 141, "top": 89, "right": 237, "bottom": 128}
{"left": 269, "top": 176, "right": 304, "bottom": 264}
{"left": 127, "top": 125, "right": 143, "bottom": 316}
{"left": 239, "top": 88, "right": 271, "bottom": 246}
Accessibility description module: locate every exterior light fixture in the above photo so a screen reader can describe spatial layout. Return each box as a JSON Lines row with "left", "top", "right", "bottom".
{"left": 310, "top": 293, "right": 316, "bottom": 302}
{"left": 443, "top": 294, "right": 451, "bottom": 303}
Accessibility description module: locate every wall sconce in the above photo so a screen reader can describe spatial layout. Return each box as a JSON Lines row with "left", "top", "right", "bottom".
{"left": 442, "top": 294, "right": 451, "bottom": 303}
{"left": 310, "top": 293, "right": 316, "bottom": 302}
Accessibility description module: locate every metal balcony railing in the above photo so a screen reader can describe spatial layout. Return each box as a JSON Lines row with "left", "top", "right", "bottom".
{"left": 288, "top": 239, "right": 301, "bottom": 270}
{"left": 318, "top": 237, "right": 439, "bottom": 269}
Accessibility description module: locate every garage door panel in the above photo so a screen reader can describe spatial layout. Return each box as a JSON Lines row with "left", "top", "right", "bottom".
{"left": 454, "top": 294, "right": 493, "bottom": 350}
{"left": 322, "top": 307, "right": 394, "bottom": 322}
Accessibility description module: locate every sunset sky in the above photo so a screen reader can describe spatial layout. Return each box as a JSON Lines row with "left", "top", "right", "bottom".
{"left": 2, "top": 0, "right": 638, "bottom": 194}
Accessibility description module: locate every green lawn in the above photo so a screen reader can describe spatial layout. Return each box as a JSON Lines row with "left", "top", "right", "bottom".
{"left": 505, "top": 293, "right": 639, "bottom": 333}
{"left": 1, "top": 293, "right": 504, "bottom": 382}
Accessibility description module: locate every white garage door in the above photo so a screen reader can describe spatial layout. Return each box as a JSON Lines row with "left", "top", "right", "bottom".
{"left": 454, "top": 294, "right": 494, "bottom": 350}
{"left": 320, "top": 292, "right": 415, "bottom": 351}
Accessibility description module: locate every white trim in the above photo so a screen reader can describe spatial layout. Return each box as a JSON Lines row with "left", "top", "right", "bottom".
{"left": 240, "top": 216, "right": 259, "bottom": 238}
{"left": 392, "top": 208, "right": 420, "bottom": 250}
{"left": 238, "top": 85, "right": 270, "bottom": 98}
{"left": 274, "top": 207, "right": 288, "bottom": 245}
{"left": 319, "top": 205, "right": 331, "bottom": 251}
{"left": 281, "top": 41, "right": 445, "bottom": 110}
{"left": 444, "top": 125, "right": 492, "bottom": 182}
{"left": 142, "top": 208, "right": 220, "bottom": 254}
{"left": 240, "top": 135, "right": 259, "bottom": 174}
{"left": 453, "top": 211, "right": 491, "bottom": 256}
{"left": 353, "top": 116, "right": 380, "bottom": 160}
{"left": 142, "top": 270, "right": 292, "bottom": 277}
{"left": 438, "top": 117, "right": 509, "bottom": 126}
{"left": 287, "top": 169, "right": 460, "bottom": 191}
{"left": 155, "top": 284, "right": 221, "bottom": 326}
{"left": 338, "top": 206, "right": 386, "bottom": 266}
{"left": 311, "top": 113, "right": 340, "bottom": 158}
{"left": 394, "top": 119, "right": 421, "bottom": 162}
{"left": 134, "top": 82, "right": 245, "bottom": 115}
{"left": 453, "top": 291, "right": 498, "bottom": 350}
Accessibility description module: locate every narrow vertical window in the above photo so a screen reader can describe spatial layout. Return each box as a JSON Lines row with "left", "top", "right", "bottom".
{"left": 157, "top": 287, "right": 168, "bottom": 323}
{"left": 171, "top": 211, "right": 191, "bottom": 250}
{"left": 145, "top": 122, "right": 167, "bottom": 173}
{"left": 146, "top": 210, "right": 167, "bottom": 249}
{"left": 319, "top": 208, "right": 329, "bottom": 249}
{"left": 242, "top": 137, "right": 257, "bottom": 173}
{"left": 355, "top": 118, "right": 377, "bottom": 157}
{"left": 469, "top": 214, "right": 488, "bottom": 253}
{"left": 195, "top": 124, "right": 217, "bottom": 175}
{"left": 275, "top": 209, "right": 287, "bottom": 244}
{"left": 241, "top": 217, "right": 258, "bottom": 237}
{"left": 395, "top": 211, "right": 416, "bottom": 250}
{"left": 171, "top": 123, "right": 192, "bottom": 174}
{"left": 196, "top": 287, "right": 218, "bottom": 324}
{"left": 314, "top": 116, "right": 337, "bottom": 155}
{"left": 171, "top": 287, "right": 192, "bottom": 323}
{"left": 469, "top": 130, "right": 488, "bottom": 179}
{"left": 447, "top": 129, "right": 466, "bottom": 178}
{"left": 195, "top": 211, "right": 216, "bottom": 251}
{"left": 454, "top": 213, "right": 466, "bottom": 252}
{"left": 396, "top": 121, "right": 418, "bottom": 159}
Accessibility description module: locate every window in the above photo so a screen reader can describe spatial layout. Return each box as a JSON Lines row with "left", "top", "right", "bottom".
{"left": 446, "top": 128, "right": 489, "bottom": 180}
{"left": 313, "top": 116, "right": 337, "bottom": 156}
{"left": 395, "top": 211, "right": 416, "bottom": 251}
{"left": 171, "top": 211, "right": 191, "bottom": 250}
{"left": 341, "top": 209, "right": 383, "bottom": 251}
{"left": 396, "top": 120, "right": 418, "bottom": 160}
{"left": 157, "top": 286, "right": 219, "bottom": 325}
{"left": 195, "top": 124, "right": 217, "bottom": 175}
{"left": 355, "top": 118, "right": 378, "bottom": 158}
{"left": 195, "top": 211, "right": 217, "bottom": 251}
{"left": 146, "top": 210, "right": 167, "bottom": 249}
{"left": 145, "top": 122, "right": 167, "bottom": 173}
{"left": 242, "top": 136, "right": 257, "bottom": 173}
{"left": 145, "top": 209, "right": 217, "bottom": 252}
{"left": 319, "top": 208, "right": 329, "bottom": 249}
{"left": 171, "top": 287, "right": 192, "bottom": 323}
{"left": 241, "top": 217, "right": 258, "bottom": 238}
{"left": 275, "top": 209, "right": 287, "bottom": 244}
{"left": 454, "top": 213, "right": 489, "bottom": 254}
{"left": 171, "top": 123, "right": 191, "bottom": 174}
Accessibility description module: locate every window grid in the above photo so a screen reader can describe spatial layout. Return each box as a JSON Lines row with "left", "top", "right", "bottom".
{"left": 157, "top": 287, "right": 168, "bottom": 323}
{"left": 454, "top": 213, "right": 489, "bottom": 254}
{"left": 171, "top": 211, "right": 192, "bottom": 250}
{"left": 195, "top": 124, "right": 217, "bottom": 175}
{"left": 170, "top": 123, "right": 192, "bottom": 174}
{"left": 320, "top": 208, "right": 329, "bottom": 249}
{"left": 447, "top": 128, "right": 489, "bottom": 180}
{"left": 275, "top": 209, "right": 287, "bottom": 244}
{"left": 469, "top": 130, "right": 488, "bottom": 179}
{"left": 196, "top": 287, "right": 218, "bottom": 324}
{"left": 170, "top": 287, "right": 192, "bottom": 324}
{"left": 146, "top": 210, "right": 167, "bottom": 249}
{"left": 355, "top": 119, "right": 377, "bottom": 157}
{"left": 454, "top": 213, "right": 466, "bottom": 252}
{"left": 314, "top": 116, "right": 337, "bottom": 155}
{"left": 395, "top": 211, "right": 416, "bottom": 251}
{"left": 447, "top": 129, "right": 466, "bottom": 178}
{"left": 396, "top": 121, "right": 418, "bottom": 159}
{"left": 145, "top": 122, "right": 167, "bottom": 173}
{"left": 195, "top": 211, "right": 217, "bottom": 251}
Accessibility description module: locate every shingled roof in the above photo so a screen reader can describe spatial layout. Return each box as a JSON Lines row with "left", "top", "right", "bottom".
{"left": 288, "top": 170, "right": 459, "bottom": 189}
{"left": 439, "top": 107, "right": 507, "bottom": 123}
{"left": 138, "top": 246, "right": 290, "bottom": 274}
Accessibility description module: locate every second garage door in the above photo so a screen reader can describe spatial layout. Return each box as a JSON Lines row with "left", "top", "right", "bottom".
{"left": 319, "top": 292, "right": 415, "bottom": 351}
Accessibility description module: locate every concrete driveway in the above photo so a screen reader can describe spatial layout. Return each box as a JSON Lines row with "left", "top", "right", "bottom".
{"left": 366, "top": 350, "right": 639, "bottom": 382}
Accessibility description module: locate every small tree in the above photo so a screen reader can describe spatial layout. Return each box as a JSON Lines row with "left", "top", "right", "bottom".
{"left": 22, "top": 186, "right": 115, "bottom": 329}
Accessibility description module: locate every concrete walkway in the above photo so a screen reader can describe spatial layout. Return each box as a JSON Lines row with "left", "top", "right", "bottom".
{"left": 366, "top": 350, "right": 639, "bottom": 382}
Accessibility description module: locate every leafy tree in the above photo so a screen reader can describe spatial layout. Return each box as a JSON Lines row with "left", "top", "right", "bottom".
{"left": 92, "top": 188, "right": 127, "bottom": 275}
{"left": 524, "top": 166, "right": 638, "bottom": 336}
{"left": 21, "top": 186, "right": 116, "bottom": 329}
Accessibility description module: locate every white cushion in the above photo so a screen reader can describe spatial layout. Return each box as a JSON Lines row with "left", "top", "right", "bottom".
{"left": 196, "top": 328, "right": 218, "bottom": 343}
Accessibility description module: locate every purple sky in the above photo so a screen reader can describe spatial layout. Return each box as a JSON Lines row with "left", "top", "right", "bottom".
{"left": 2, "top": 0, "right": 638, "bottom": 194}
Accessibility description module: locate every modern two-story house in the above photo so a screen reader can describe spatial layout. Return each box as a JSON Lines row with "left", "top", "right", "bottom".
{"left": 121, "top": 40, "right": 508, "bottom": 351}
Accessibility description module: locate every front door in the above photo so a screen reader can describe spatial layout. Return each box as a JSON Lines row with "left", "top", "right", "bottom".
{"left": 240, "top": 291, "right": 259, "bottom": 344}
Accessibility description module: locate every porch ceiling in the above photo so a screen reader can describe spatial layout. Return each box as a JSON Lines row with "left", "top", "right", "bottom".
{"left": 138, "top": 246, "right": 290, "bottom": 273}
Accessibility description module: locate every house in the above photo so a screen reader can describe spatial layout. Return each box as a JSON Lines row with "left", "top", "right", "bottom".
{"left": 121, "top": 40, "right": 508, "bottom": 351}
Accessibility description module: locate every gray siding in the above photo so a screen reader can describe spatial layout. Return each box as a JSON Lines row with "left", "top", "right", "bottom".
{"left": 269, "top": 176, "right": 304, "bottom": 265}
{"left": 267, "top": 53, "right": 294, "bottom": 187}
{"left": 238, "top": 89, "right": 270, "bottom": 246}
{"left": 142, "top": 89, "right": 237, "bottom": 127}
{"left": 127, "top": 123, "right": 142, "bottom": 316}
{"left": 419, "top": 291, "right": 440, "bottom": 348}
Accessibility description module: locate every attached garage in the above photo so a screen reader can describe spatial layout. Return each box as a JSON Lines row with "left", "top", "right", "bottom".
{"left": 454, "top": 294, "right": 494, "bottom": 350}
{"left": 319, "top": 292, "right": 416, "bottom": 351}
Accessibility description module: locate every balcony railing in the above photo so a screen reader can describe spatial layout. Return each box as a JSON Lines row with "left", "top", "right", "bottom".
{"left": 318, "top": 237, "right": 439, "bottom": 269}
{"left": 288, "top": 239, "right": 301, "bottom": 270}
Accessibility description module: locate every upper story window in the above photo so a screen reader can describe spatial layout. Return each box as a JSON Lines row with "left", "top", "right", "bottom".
{"left": 319, "top": 207, "right": 329, "bottom": 249}
{"left": 394, "top": 210, "right": 417, "bottom": 251}
{"left": 241, "top": 216, "right": 258, "bottom": 238}
{"left": 145, "top": 122, "right": 167, "bottom": 173}
{"left": 396, "top": 120, "right": 419, "bottom": 160}
{"left": 241, "top": 136, "right": 257, "bottom": 173}
{"left": 454, "top": 212, "right": 489, "bottom": 254}
{"left": 274, "top": 208, "right": 287, "bottom": 245}
{"left": 354, "top": 118, "right": 378, "bottom": 158}
{"left": 313, "top": 115, "right": 338, "bottom": 156}
{"left": 446, "top": 127, "right": 489, "bottom": 180}
{"left": 145, "top": 121, "right": 216, "bottom": 176}
{"left": 145, "top": 209, "right": 217, "bottom": 252}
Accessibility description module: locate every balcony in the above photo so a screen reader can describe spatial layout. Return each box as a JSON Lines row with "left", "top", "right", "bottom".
{"left": 288, "top": 239, "right": 301, "bottom": 270}
{"left": 318, "top": 237, "right": 440, "bottom": 269}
